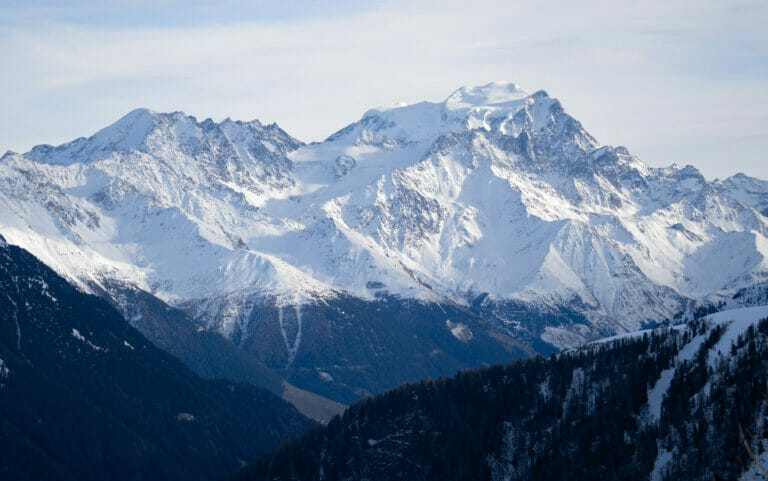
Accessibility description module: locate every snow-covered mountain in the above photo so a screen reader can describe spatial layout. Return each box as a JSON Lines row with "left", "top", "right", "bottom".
{"left": 2, "top": 81, "right": 768, "bottom": 361}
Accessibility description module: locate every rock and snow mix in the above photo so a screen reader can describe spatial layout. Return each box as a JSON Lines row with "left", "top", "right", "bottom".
{"left": 593, "top": 305, "right": 768, "bottom": 479}
{"left": 2, "top": 82, "right": 768, "bottom": 347}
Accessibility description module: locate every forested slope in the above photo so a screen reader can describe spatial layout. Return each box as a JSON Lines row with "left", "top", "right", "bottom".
{"left": 237, "top": 308, "right": 768, "bottom": 481}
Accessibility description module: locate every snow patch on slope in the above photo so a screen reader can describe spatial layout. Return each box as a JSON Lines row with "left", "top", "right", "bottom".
{"left": 71, "top": 328, "right": 105, "bottom": 352}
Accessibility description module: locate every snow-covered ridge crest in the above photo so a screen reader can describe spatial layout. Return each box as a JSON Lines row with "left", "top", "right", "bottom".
{"left": 333, "top": 81, "right": 553, "bottom": 146}
{"left": 2, "top": 82, "right": 768, "bottom": 349}
{"left": 25, "top": 108, "right": 302, "bottom": 168}
{"left": 444, "top": 81, "right": 530, "bottom": 109}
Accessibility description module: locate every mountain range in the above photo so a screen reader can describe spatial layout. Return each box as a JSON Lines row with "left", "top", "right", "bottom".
{"left": 2, "top": 81, "right": 768, "bottom": 405}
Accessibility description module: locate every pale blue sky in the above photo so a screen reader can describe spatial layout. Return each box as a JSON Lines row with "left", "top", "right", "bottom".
{"left": 0, "top": 0, "right": 384, "bottom": 28}
{"left": 1, "top": 0, "right": 766, "bottom": 179}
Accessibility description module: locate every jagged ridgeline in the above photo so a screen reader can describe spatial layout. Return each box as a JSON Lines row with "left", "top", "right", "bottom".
{"left": 236, "top": 310, "right": 768, "bottom": 481}
{"left": 0, "top": 237, "right": 310, "bottom": 481}
{"left": 3, "top": 82, "right": 768, "bottom": 405}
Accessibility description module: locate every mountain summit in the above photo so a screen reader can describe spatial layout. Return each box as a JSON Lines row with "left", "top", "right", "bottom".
{"left": 2, "top": 82, "right": 768, "bottom": 401}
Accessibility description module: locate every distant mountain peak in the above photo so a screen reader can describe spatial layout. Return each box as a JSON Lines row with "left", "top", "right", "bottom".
{"left": 21, "top": 108, "right": 301, "bottom": 168}
{"left": 329, "top": 82, "right": 563, "bottom": 147}
{"left": 92, "top": 107, "right": 159, "bottom": 146}
{"left": 444, "top": 81, "right": 529, "bottom": 110}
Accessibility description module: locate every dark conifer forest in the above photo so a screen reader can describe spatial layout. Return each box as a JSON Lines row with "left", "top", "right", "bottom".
{"left": 236, "top": 318, "right": 768, "bottom": 481}
{"left": 0, "top": 237, "right": 310, "bottom": 481}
